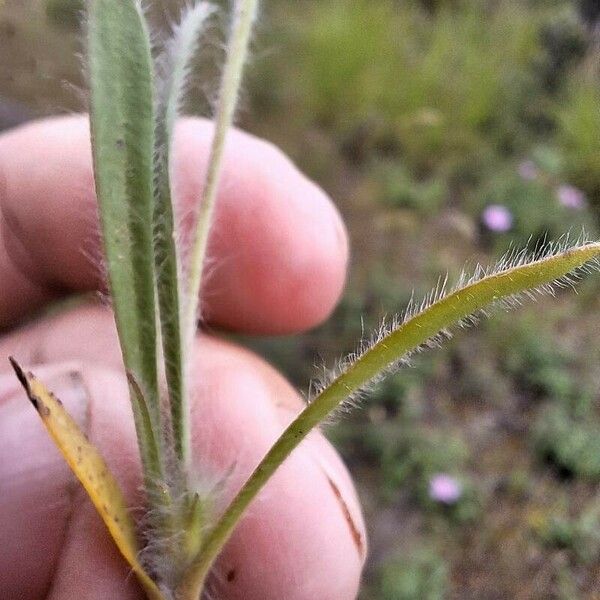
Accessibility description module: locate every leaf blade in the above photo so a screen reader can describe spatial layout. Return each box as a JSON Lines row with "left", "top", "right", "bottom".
{"left": 87, "top": 0, "right": 164, "bottom": 485}
{"left": 184, "top": 0, "right": 260, "bottom": 340}
{"left": 153, "top": 1, "right": 213, "bottom": 469}
{"left": 9, "top": 359, "right": 165, "bottom": 600}
{"left": 184, "top": 241, "right": 600, "bottom": 590}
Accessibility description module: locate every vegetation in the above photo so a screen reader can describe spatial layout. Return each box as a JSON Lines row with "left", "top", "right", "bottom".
{"left": 1, "top": 0, "right": 599, "bottom": 597}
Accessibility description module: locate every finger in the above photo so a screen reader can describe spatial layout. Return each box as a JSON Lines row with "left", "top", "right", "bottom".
{"left": 0, "top": 310, "right": 365, "bottom": 599}
{"left": 0, "top": 302, "right": 124, "bottom": 374}
{"left": 0, "top": 115, "right": 348, "bottom": 334}
{"left": 46, "top": 498, "right": 146, "bottom": 600}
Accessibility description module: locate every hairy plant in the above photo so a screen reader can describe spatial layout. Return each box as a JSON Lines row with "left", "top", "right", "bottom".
{"left": 8, "top": 1, "right": 600, "bottom": 598}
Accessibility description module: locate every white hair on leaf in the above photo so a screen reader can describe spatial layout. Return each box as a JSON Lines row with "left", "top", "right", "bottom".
{"left": 310, "top": 233, "right": 600, "bottom": 420}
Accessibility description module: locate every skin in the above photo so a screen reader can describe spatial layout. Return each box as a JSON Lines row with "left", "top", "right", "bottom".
{"left": 0, "top": 116, "right": 366, "bottom": 600}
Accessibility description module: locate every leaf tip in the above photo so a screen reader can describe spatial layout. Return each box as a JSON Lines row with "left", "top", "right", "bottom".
{"left": 8, "top": 357, "right": 47, "bottom": 414}
{"left": 9, "top": 355, "right": 34, "bottom": 396}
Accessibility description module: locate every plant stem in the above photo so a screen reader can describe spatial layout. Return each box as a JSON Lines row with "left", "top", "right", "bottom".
{"left": 184, "top": 0, "right": 259, "bottom": 340}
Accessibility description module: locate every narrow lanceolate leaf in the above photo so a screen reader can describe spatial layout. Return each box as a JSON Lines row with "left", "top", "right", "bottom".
{"left": 87, "top": 0, "right": 164, "bottom": 487}
{"left": 181, "top": 240, "right": 600, "bottom": 591}
{"left": 185, "top": 0, "right": 260, "bottom": 341}
{"left": 160, "top": 2, "right": 214, "bottom": 140}
{"left": 154, "top": 2, "right": 213, "bottom": 470}
{"left": 9, "top": 359, "right": 165, "bottom": 600}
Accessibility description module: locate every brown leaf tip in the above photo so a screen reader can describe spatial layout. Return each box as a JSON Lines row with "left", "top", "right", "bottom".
{"left": 8, "top": 356, "right": 29, "bottom": 391}
{"left": 8, "top": 357, "right": 43, "bottom": 412}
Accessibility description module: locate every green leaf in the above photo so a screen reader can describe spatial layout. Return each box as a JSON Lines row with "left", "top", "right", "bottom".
{"left": 183, "top": 240, "right": 600, "bottom": 591}
{"left": 154, "top": 1, "right": 213, "bottom": 470}
{"left": 87, "top": 0, "right": 164, "bottom": 488}
{"left": 160, "top": 3, "right": 214, "bottom": 139}
{"left": 184, "top": 0, "right": 260, "bottom": 340}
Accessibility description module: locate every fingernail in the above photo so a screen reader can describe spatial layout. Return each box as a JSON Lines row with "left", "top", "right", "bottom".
{"left": 310, "top": 446, "right": 367, "bottom": 562}
{"left": 273, "top": 397, "right": 367, "bottom": 561}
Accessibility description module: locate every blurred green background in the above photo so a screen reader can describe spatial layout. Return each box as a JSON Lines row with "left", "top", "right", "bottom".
{"left": 2, "top": 0, "right": 600, "bottom": 597}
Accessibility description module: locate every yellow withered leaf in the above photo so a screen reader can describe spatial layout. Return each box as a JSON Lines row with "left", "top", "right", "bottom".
{"left": 9, "top": 358, "right": 165, "bottom": 600}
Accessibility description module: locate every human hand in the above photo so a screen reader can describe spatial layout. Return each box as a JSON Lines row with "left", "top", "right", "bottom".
{"left": 0, "top": 116, "right": 366, "bottom": 599}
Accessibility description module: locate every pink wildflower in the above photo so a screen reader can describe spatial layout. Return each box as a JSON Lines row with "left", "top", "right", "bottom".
{"left": 557, "top": 185, "right": 586, "bottom": 210}
{"left": 482, "top": 204, "right": 513, "bottom": 233}
{"left": 429, "top": 473, "right": 462, "bottom": 504}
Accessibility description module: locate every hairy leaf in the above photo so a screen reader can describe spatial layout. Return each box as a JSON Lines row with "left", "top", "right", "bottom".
{"left": 87, "top": 0, "right": 164, "bottom": 486}
{"left": 184, "top": 0, "right": 260, "bottom": 340}
{"left": 154, "top": 1, "right": 213, "bottom": 469}
{"left": 9, "top": 359, "right": 165, "bottom": 600}
{"left": 184, "top": 240, "right": 600, "bottom": 589}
